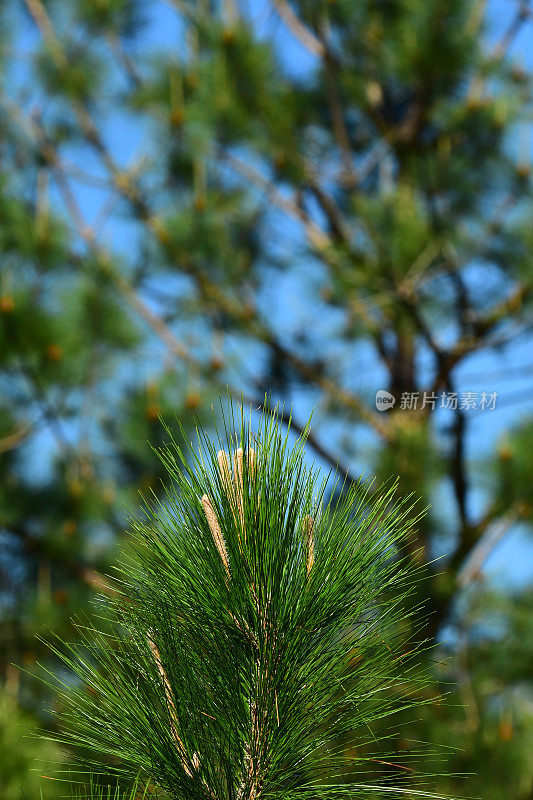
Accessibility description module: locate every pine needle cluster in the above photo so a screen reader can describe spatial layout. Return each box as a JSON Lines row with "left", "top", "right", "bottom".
{"left": 42, "top": 405, "right": 444, "bottom": 800}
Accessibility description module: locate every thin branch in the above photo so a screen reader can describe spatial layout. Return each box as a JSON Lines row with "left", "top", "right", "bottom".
{"left": 218, "top": 148, "right": 331, "bottom": 251}
{"left": 493, "top": 0, "right": 532, "bottom": 59}
{"left": 107, "top": 33, "right": 142, "bottom": 88}
{"left": 450, "top": 402, "right": 468, "bottom": 527}
{"left": 221, "top": 150, "right": 388, "bottom": 346}
{"left": 0, "top": 422, "right": 33, "bottom": 454}
{"left": 269, "top": 0, "right": 325, "bottom": 57}
{"left": 468, "top": 0, "right": 532, "bottom": 101}
{"left": 457, "top": 505, "right": 522, "bottom": 587}
{"left": 428, "top": 283, "right": 530, "bottom": 394}
{"left": 2, "top": 96, "right": 196, "bottom": 370}
{"left": 320, "top": 43, "right": 358, "bottom": 187}
{"left": 304, "top": 176, "right": 350, "bottom": 244}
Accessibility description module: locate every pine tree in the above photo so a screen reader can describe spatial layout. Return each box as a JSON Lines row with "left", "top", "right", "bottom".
{"left": 43, "top": 406, "right": 441, "bottom": 800}
{"left": 1, "top": 0, "right": 532, "bottom": 797}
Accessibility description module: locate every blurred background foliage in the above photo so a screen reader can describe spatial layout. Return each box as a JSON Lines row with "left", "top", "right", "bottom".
{"left": 0, "top": 0, "right": 532, "bottom": 797}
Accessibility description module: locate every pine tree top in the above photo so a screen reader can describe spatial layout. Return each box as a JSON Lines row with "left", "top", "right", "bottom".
{"left": 40, "top": 404, "right": 450, "bottom": 800}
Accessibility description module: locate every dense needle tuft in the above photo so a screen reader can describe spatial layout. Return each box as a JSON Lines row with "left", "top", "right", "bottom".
{"left": 42, "top": 403, "right": 447, "bottom": 800}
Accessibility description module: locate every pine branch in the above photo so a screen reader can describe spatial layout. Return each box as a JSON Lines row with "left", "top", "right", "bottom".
{"left": 42, "top": 405, "right": 440, "bottom": 800}
{"left": 316, "top": 23, "right": 358, "bottom": 188}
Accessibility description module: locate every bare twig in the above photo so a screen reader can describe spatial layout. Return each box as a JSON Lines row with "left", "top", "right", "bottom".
{"left": 269, "top": 0, "right": 325, "bottom": 57}
{"left": 457, "top": 505, "right": 522, "bottom": 587}
{"left": 107, "top": 34, "right": 142, "bottom": 87}
{"left": 468, "top": 0, "right": 532, "bottom": 101}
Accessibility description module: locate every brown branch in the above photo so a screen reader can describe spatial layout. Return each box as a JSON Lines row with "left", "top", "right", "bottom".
{"left": 269, "top": 0, "right": 325, "bottom": 57}
{"left": 305, "top": 178, "right": 350, "bottom": 244}
{"left": 469, "top": 283, "right": 530, "bottom": 338}
{"left": 107, "top": 34, "right": 142, "bottom": 88}
{"left": 0, "top": 422, "right": 33, "bottom": 454}
{"left": 457, "top": 504, "right": 523, "bottom": 588}
{"left": 493, "top": 0, "right": 532, "bottom": 59}
{"left": 23, "top": 0, "right": 66, "bottom": 65}
{"left": 450, "top": 403, "right": 468, "bottom": 527}
{"left": 397, "top": 284, "right": 443, "bottom": 358}
{"left": 223, "top": 152, "right": 389, "bottom": 345}
{"left": 244, "top": 393, "right": 363, "bottom": 487}
{"left": 218, "top": 148, "right": 331, "bottom": 251}
{"left": 467, "top": 2, "right": 532, "bottom": 105}
{"left": 269, "top": 338, "right": 390, "bottom": 437}
{"left": 429, "top": 283, "right": 530, "bottom": 393}
{"left": 320, "top": 44, "right": 357, "bottom": 187}
{"left": 2, "top": 95, "right": 197, "bottom": 372}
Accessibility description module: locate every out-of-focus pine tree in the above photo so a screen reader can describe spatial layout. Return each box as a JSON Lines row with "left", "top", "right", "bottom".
{"left": 0, "top": 0, "right": 531, "bottom": 797}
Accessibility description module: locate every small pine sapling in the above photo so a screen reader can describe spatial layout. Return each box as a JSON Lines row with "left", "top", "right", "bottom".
{"left": 41, "top": 405, "right": 450, "bottom": 800}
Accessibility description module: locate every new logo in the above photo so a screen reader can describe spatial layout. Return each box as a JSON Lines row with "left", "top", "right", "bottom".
{"left": 375, "top": 390, "right": 396, "bottom": 411}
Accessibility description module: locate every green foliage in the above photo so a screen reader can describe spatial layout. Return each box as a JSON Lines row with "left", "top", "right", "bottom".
{"left": 374, "top": 419, "right": 442, "bottom": 500}
{"left": 35, "top": 43, "right": 106, "bottom": 104}
{"left": 70, "top": 780, "right": 153, "bottom": 800}
{"left": 496, "top": 418, "right": 533, "bottom": 520}
{"left": 0, "top": 188, "right": 68, "bottom": 269}
{"left": 74, "top": 0, "right": 143, "bottom": 37}
{"left": 410, "top": 588, "right": 533, "bottom": 800}
{"left": 353, "top": 184, "right": 431, "bottom": 280}
{"left": 61, "top": 272, "right": 141, "bottom": 353}
{"left": 0, "top": 686, "right": 64, "bottom": 800}
{"left": 43, "top": 407, "right": 442, "bottom": 799}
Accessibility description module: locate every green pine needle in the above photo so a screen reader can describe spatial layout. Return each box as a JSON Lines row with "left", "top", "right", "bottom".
{"left": 42, "top": 402, "right": 452, "bottom": 800}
